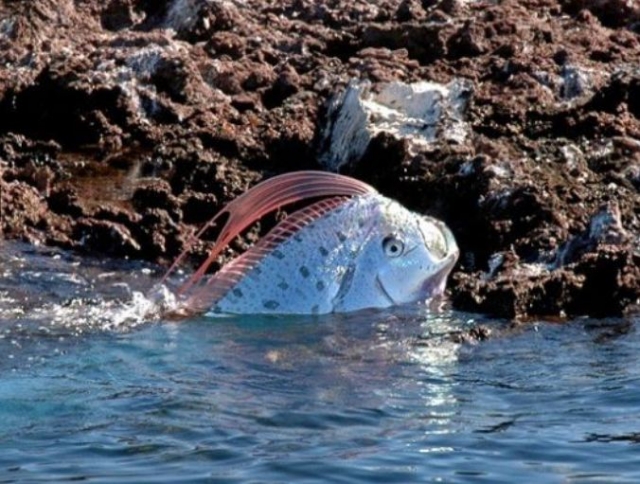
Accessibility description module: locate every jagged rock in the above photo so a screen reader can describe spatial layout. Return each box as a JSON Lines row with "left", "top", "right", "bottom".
{"left": 0, "top": 0, "right": 639, "bottom": 318}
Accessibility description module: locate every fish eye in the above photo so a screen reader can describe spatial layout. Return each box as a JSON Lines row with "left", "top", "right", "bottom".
{"left": 382, "top": 235, "right": 405, "bottom": 258}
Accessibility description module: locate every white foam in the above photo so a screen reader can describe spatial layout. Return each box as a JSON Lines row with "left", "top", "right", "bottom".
{"left": 0, "top": 242, "right": 180, "bottom": 334}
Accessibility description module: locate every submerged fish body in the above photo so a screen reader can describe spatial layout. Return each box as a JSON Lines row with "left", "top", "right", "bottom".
{"left": 165, "top": 171, "right": 458, "bottom": 316}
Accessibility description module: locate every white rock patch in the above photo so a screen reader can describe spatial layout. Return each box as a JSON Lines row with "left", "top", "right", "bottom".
{"left": 560, "top": 65, "right": 593, "bottom": 101}
{"left": 0, "top": 16, "right": 16, "bottom": 40}
{"left": 319, "top": 79, "right": 473, "bottom": 171}
{"left": 165, "top": 0, "right": 203, "bottom": 32}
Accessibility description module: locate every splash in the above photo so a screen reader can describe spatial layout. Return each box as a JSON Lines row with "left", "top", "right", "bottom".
{"left": 0, "top": 242, "right": 175, "bottom": 335}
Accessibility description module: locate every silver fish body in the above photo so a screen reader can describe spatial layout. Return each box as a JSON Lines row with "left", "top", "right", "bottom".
{"left": 208, "top": 193, "right": 458, "bottom": 315}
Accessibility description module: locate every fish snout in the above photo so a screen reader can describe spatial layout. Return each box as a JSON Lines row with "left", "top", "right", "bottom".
{"left": 421, "top": 221, "right": 459, "bottom": 298}
{"left": 441, "top": 223, "right": 459, "bottom": 265}
{"left": 421, "top": 251, "right": 458, "bottom": 298}
{"left": 424, "top": 218, "right": 459, "bottom": 264}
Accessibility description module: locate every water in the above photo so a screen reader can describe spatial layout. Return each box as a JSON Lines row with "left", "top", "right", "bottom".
{"left": 1, "top": 241, "right": 639, "bottom": 483}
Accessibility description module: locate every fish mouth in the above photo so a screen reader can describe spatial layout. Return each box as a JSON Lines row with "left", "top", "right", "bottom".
{"left": 423, "top": 219, "right": 459, "bottom": 298}
{"left": 421, "top": 251, "right": 459, "bottom": 298}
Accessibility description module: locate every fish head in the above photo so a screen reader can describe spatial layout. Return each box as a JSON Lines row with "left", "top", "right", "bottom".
{"left": 373, "top": 202, "right": 459, "bottom": 306}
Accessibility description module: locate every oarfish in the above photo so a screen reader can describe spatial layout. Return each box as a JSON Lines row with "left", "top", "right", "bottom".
{"left": 164, "top": 171, "right": 459, "bottom": 315}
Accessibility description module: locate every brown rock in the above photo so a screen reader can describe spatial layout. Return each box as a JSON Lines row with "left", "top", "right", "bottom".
{"left": 0, "top": 0, "right": 638, "bottom": 319}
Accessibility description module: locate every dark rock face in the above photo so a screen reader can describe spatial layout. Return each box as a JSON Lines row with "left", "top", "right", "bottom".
{"left": 0, "top": 0, "right": 638, "bottom": 319}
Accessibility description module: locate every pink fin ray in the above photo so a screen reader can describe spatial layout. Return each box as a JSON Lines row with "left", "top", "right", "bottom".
{"left": 163, "top": 171, "right": 376, "bottom": 300}
{"left": 186, "top": 196, "right": 349, "bottom": 312}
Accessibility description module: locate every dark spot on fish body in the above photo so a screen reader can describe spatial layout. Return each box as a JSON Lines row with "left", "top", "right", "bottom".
{"left": 311, "top": 304, "right": 320, "bottom": 314}
{"left": 316, "top": 280, "right": 325, "bottom": 291}
{"left": 293, "top": 234, "right": 303, "bottom": 243}
{"left": 263, "top": 300, "right": 280, "bottom": 310}
{"left": 318, "top": 246, "right": 329, "bottom": 257}
{"left": 336, "top": 231, "right": 347, "bottom": 242}
{"left": 277, "top": 281, "right": 289, "bottom": 290}
{"left": 357, "top": 217, "right": 367, "bottom": 228}
{"left": 232, "top": 288, "right": 243, "bottom": 298}
{"left": 299, "top": 265, "right": 310, "bottom": 278}
{"left": 272, "top": 249, "right": 285, "bottom": 260}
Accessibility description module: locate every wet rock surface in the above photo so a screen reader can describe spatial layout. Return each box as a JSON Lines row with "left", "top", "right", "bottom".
{"left": 1, "top": 0, "right": 639, "bottom": 319}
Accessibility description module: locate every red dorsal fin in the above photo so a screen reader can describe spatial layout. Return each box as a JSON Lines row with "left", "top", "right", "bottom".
{"left": 186, "top": 196, "right": 349, "bottom": 313}
{"left": 162, "top": 171, "right": 377, "bottom": 297}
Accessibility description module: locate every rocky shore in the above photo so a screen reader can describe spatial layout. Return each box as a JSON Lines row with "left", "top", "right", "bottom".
{"left": 1, "top": 0, "right": 639, "bottom": 319}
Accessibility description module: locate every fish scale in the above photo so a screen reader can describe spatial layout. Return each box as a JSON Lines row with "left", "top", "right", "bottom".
{"left": 211, "top": 195, "right": 379, "bottom": 315}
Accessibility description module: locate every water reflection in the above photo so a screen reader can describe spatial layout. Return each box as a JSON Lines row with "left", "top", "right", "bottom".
{"left": 215, "top": 308, "right": 480, "bottom": 460}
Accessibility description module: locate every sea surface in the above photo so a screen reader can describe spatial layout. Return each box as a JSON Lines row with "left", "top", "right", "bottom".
{"left": 0, "top": 241, "right": 639, "bottom": 483}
